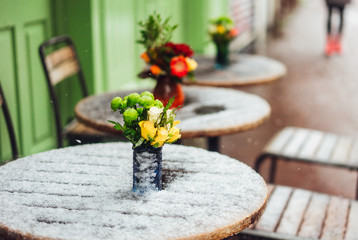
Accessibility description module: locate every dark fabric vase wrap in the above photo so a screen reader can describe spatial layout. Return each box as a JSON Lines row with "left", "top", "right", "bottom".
{"left": 215, "top": 41, "right": 230, "bottom": 69}
{"left": 133, "top": 146, "right": 162, "bottom": 194}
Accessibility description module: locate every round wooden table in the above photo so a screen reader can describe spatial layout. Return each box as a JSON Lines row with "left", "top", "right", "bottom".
{"left": 0, "top": 143, "right": 268, "bottom": 240}
{"left": 184, "top": 54, "right": 287, "bottom": 87}
{"left": 75, "top": 86, "right": 271, "bottom": 151}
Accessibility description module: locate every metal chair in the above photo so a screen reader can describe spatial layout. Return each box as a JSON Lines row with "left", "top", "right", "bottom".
{"left": 39, "top": 35, "right": 111, "bottom": 148}
{"left": 254, "top": 126, "right": 358, "bottom": 199}
{"left": 0, "top": 82, "right": 18, "bottom": 160}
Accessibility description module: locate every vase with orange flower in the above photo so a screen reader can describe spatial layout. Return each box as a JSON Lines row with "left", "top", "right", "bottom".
{"left": 138, "top": 13, "right": 197, "bottom": 109}
{"left": 209, "top": 16, "right": 239, "bottom": 69}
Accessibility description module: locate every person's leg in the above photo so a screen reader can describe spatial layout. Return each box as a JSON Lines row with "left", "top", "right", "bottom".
{"left": 335, "top": 5, "right": 345, "bottom": 53}
{"left": 325, "top": 4, "right": 334, "bottom": 56}
{"left": 327, "top": 4, "right": 333, "bottom": 35}
{"left": 338, "top": 5, "right": 345, "bottom": 34}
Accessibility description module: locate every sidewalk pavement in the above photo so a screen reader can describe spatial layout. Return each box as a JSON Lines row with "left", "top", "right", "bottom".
{"left": 221, "top": 0, "right": 358, "bottom": 199}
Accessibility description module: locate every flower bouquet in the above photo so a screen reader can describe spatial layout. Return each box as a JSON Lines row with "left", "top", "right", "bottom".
{"left": 209, "top": 16, "right": 239, "bottom": 69}
{"left": 109, "top": 91, "right": 181, "bottom": 193}
{"left": 137, "top": 13, "right": 197, "bottom": 108}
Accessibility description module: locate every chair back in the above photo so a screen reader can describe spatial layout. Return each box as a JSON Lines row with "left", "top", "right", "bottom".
{"left": 39, "top": 35, "right": 89, "bottom": 148}
{"left": 0, "top": 83, "right": 19, "bottom": 160}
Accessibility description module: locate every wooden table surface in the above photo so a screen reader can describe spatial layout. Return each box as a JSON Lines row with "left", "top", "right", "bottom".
{"left": 185, "top": 54, "right": 287, "bottom": 87}
{"left": 75, "top": 86, "right": 271, "bottom": 139}
{"left": 0, "top": 143, "right": 268, "bottom": 240}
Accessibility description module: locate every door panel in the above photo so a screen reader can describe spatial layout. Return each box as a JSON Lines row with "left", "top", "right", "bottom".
{"left": 0, "top": 0, "right": 55, "bottom": 161}
{"left": 0, "top": 27, "right": 18, "bottom": 162}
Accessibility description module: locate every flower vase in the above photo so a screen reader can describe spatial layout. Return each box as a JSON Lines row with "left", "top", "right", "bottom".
{"left": 133, "top": 146, "right": 162, "bottom": 194}
{"left": 153, "top": 76, "right": 185, "bottom": 109}
{"left": 214, "top": 42, "right": 230, "bottom": 69}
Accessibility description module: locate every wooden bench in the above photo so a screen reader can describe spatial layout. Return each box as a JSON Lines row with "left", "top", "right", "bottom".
{"left": 238, "top": 184, "right": 358, "bottom": 240}
{"left": 254, "top": 127, "right": 358, "bottom": 199}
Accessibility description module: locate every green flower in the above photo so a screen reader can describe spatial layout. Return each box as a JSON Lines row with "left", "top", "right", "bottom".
{"left": 111, "top": 97, "right": 122, "bottom": 111}
{"left": 138, "top": 96, "right": 154, "bottom": 108}
{"left": 127, "top": 93, "right": 140, "bottom": 107}
{"left": 123, "top": 108, "right": 139, "bottom": 122}
{"left": 153, "top": 99, "right": 164, "bottom": 108}
{"left": 140, "top": 91, "right": 154, "bottom": 100}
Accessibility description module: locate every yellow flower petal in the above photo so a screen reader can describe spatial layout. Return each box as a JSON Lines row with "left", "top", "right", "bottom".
{"left": 185, "top": 58, "right": 198, "bottom": 72}
{"left": 151, "top": 127, "right": 168, "bottom": 147}
{"left": 139, "top": 121, "right": 157, "bottom": 140}
{"left": 216, "top": 25, "right": 226, "bottom": 34}
{"left": 166, "top": 127, "right": 181, "bottom": 143}
{"left": 173, "top": 120, "right": 180, "bottom": 127}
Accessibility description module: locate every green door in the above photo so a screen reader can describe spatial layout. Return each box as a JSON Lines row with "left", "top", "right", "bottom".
{"left": 0, "top": 0, "right": 55, "bottom": 162}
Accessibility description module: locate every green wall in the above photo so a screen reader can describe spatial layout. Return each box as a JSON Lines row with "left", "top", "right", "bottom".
{"left": 0, "top": 0, "right": 231, "bottom": 162}
{"left": 0, "top": 0, "right": 54, "bottom": 163}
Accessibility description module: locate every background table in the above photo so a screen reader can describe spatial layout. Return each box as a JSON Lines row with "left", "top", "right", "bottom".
{"left": 0, "top": 143, "right": 268, "bottom": 240}
{"left": 185, "top": 54, "right": 287, "bottom": 87}
{"left": 75, "top": 86, "right": 271, "bottom": 151}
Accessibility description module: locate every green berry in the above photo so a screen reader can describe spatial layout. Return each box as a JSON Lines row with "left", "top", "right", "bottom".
{"left": 111, "top": 97, "right": 122, "bottom": 111}
{"left": 123, "top": 108, "right": 138, "bottom": 122}
{"left": 127, "top": 93, "right": 140, "bottom": 107}
{"left": 138, "top": 96, "right": 154, "bottom": 108}
{"left": 140, "top": 91, "right": 154, "bottom": 100}
{"left": 153, "top": 99, "right": 164, "bottom": 108}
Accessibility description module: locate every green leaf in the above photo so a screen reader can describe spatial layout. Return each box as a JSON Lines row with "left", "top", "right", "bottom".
{"left": 108, "top": 120, "right": 123, "bottom": 131}
{"left": 134, "top": 137, "right": 145, "bottom": 148}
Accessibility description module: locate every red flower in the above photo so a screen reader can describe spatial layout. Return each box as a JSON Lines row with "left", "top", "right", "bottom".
{"left": 170, "top": 56, "right": 188, "bottom": 78}
{"left": 165, "top": 42, "right": 193, "bottom": 57}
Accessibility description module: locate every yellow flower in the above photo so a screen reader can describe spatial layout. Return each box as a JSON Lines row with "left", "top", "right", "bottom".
{"left": 185, "top": 58, "right": 197, "bottom": 72}
{"left": 216, "top": 24, "right": 226, "bottom": 34}
{"left": 173, "top": 120, "right": 180, "bottom": 126}
{"left": 138, "top": 121, "right": 157, "bottom": 140}
{"left": 152, "top": 127, "right": 169, "bottom": 147}
{"left": 166, "top": 126, "right": 181, "bottom": 143}
{"left": 140, "top": 52, "right": 150, "bottom": 63}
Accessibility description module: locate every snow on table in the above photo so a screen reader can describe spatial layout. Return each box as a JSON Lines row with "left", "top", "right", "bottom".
{"left": 187, "top": 54, "right": 287, "bottom": 87}
{"left": 75, "top": 86, "right": 271, "bottom": 138}
{"left": 0, "top": 143, "right": 267, "bottom": 240}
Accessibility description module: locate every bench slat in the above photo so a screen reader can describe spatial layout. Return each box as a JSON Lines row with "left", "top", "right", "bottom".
{"left": 347, "top": 139, "right": 358, "bottom": 167}
{"left": 276, "top": 189, "right": 311, "bottom": 235}
{"left": 314, "top": 133, "right": 337, "bottom": 162}
{"left": 254, "top": 186, "right": 292, "bottom": 232}
{"left": 298, "top": 193, "right": 330, "bottom": 238}
{"left": 282, "top": 128, "right": 309, "bottom": 157}
{"left": 321, "top": 196, "right": 349, "bottom": 240}
{"left": 264, "top": 127, "right": 295, "bottom": 153}
{"left": 345, "top": 201, "right": 358, "bottom": 240}
{"left": 297, "top": 130, "right": 324, "bottom": 159}
{"left": 331, "top": 136, "right": 353, "bottom": 164}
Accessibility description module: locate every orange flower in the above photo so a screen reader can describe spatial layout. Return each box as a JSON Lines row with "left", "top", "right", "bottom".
{"left": 150, "top": 65, "right": 161, "bottom": 75}
{"left": 229, "top": 28, "right": 239, "bottom": 38}
{"left": 170, "top": 55, "right": 188, "bottom": 78}
{"left": 140, "top": 52, "right": 150, "bottom": 63}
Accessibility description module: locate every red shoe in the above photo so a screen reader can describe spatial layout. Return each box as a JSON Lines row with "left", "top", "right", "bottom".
{"left": 324, "top": 36, "right": 334, "bottom": 56}
{"left": 333, "top": 36, "right": 342, "bottom": 54}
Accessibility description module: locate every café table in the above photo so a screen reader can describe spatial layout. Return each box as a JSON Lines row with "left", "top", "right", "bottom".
{"left": 75, "top": 86, "right": 271, "bottom": 152}
{"left": 0, "top": 142, "right": 268, "bottom": 240}
{"left": 184, "top": 54, "right": 287, "bottom": 87}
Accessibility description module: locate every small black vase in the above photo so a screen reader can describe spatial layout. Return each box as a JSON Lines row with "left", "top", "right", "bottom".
{"left": 132, "top": 146, "right": 162, "bottom": 194}
{"left": 215, "top": 41, "right": 230, "bottom": 69}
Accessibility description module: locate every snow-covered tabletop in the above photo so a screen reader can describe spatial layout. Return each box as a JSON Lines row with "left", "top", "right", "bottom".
{"left": 0, "top": 143, "right": 267, "bottom": 240}
{"left": 185, "top": 54, "right": 287, "bottom": 87}
{"left": 75, "top": 86, "right": 271, "bottom": 139}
